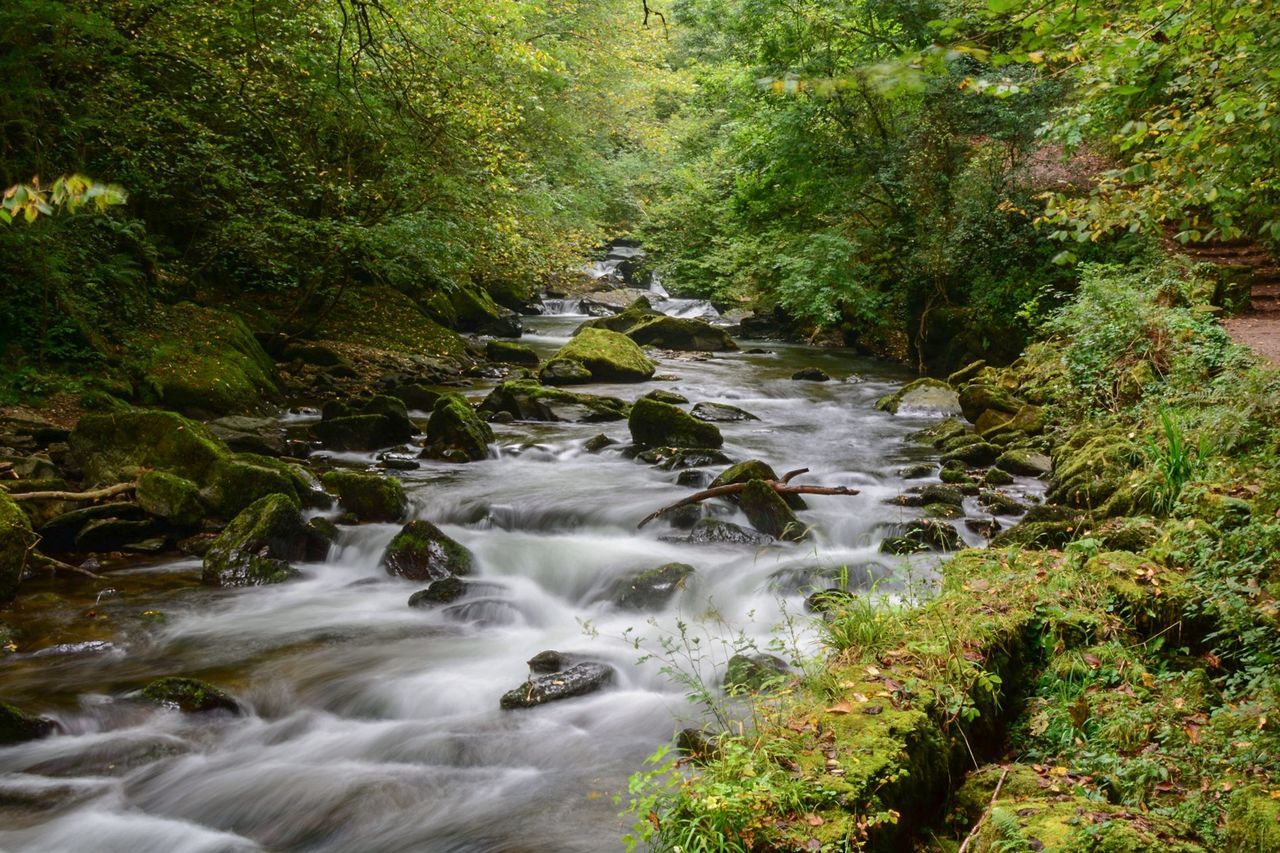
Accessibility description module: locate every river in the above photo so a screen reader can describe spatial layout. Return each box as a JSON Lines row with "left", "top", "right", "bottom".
{"left": 0, "top": 310, "right": 1030, "bottom": 852}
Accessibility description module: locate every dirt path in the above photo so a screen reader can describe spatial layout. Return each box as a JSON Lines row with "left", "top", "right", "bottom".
{"left": 1181, "top": 239, "right": 1280, "bottom": 366}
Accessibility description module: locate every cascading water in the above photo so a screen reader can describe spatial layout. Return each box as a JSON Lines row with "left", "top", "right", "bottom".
{"left": 0, "top": 316, "right": 1043, "bottom": 852}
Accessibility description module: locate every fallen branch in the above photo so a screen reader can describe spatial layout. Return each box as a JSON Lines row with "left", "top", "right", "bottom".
{"left": 637, "top": 468, "right": 859, "bottom": 528}
{"left": 958, "top": 766, "right": 1009, "bottom": 853}
{"left": 28, "top": 551, "right": 104, "bottom": 580}
{"left": 8, "top": 482, "right": 138, "bottom": 503}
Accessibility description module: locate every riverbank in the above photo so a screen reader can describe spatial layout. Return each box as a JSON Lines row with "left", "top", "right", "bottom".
{"left": 624, "top": 257, "right": 1280, "bottom": 851}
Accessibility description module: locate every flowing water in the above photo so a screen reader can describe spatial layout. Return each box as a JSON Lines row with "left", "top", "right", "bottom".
{"left": 0, "top": 311, "right": 1040, "bottom": 852}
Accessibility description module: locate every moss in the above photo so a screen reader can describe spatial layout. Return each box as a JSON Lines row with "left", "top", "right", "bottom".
{"left": 710, "top": 460, "right": 806, "bottom": 509}
{"left": 0, "top": 492, "right": 34, "bottom": 602}
{"left": 320, "top": 470, "right": 407, "bottom": 522}
{"left": 136, "top": 471, "right": 204, "bottom": 528}
{"left": 381, "top": 519, "right": 474, "bottom": 580}
{"left": 578, "top": 305, "right": 738, "bottom": 352}
{"left": 547, "top": 327, "right": 656, "bottom": 382}
{"left": 125, "top": 303, "right": 281, "bottom": 416}
{"left": 70, "top": 408, "right": 226, "bottom": 485}
{"left": 1224, "top": 788, "right": 1280, "bottom": 851}
{"left": 1047, "top": 431, "right": 1142, "bottom": 509}
{"left": 628, "top": 397, "right": 723, "bottom": 449}
{"left": 202, "top": 493, "right": 306, "bottom": 587}
{"left": 202, "top": 456, "right": 300, "bottom": 518}
{"left": 0, "top": 700, "right": 54, "bottom": 744}
{"left": 424, "top": 394, "right": 494, "bottom": 462}
{"left": 877, "top": 378, "right": 962, "bottom": 415}
{"left": 479, "top": 380, "right": 630, "bottom": 422}
{"left": 738, "top": 479, "right": 806, "bottom": 540}
{"left": 941, "top": 441, "right": 1002, "bottom": 467}
{"left": 611, "top": 562, "right": 696, "bottom": 609}
{"left": 912, "top": 418, "right": 970, "bottom": 447}
{"left": 141, "top": 677, "right": 240, "bottom": 714}
{"left": 958, "top": 382, "right": 1022, "bottom": 423}
{"left": 486, "top": 340, "right": 540, "bottom": 366}
{"left": 314, "top": 285, "right": 470, "bottom": 365}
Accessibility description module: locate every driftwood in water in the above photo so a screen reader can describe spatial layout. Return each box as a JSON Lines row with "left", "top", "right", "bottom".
{"left": 637, "top": 468, "right": 859, "bottom": 528}
{"left": 8, "top": 482, "right": 138, "bottom": 503}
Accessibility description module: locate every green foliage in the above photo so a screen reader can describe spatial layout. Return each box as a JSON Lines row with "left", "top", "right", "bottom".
{"left": 1, "top": 174, "right": 125, "bottom": 225}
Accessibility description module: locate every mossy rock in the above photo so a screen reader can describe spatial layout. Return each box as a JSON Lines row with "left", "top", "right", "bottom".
{"left": 136, "top": 471, "right": 204, "bottom": 529}
{"left": 134, "top": 303, "right": 281, "bottom": 416}
{"left": 974, "top": 408, "right": 1014, "bottom": 435}
{"left": 202, "top": 493, "right": 307, "bottom": 587}
{"left": 0, "top": 493, "right": 34, "bottom": 603}
{"left": 70, "top": 409, "right": 226, "bottom": 485}
{"left": 578, "top": 305, "right": 738, "bottom": 352}
{"left": 1047, "top": 432, "right": 1141, "bottom": 509}
{"left": 548, "top": 328, "right": 656, "bottom": 382}
{"left": 479, "top": 381, "right": 630, "bottom": 423}
{"left": 1093, "top": 516, "right": 1162, "bottom": 552}
{"left": 359, "top": 395, "right": 416, "bottom": 437}
{"left": 424, "top": 395, "right": 494, "bottom": 462}
{"left": 202, "top": 456, "right": 301, "bottom": 518}
{"left": 958, "top": 382, "right": 1021, "bottom": 423}
{"left": 642, "top": 389, "right": 689, "bottom": 405}
{"left": 629, "top": 397, "right": 723, "bottom": 449}
{"left": 486, "top": 340, "right": 540, "bottom": 366}
{"left": 941, "top": 441, "right": 1002, "bottom": 467}
{"left": 320, "top": 470, "right": 407, "bottom": 522}
{"left": 710, "top": 460, "right": 806, "bottom": 509}
{"left": 875, "top": 378, "right": 961, "bottom": 416}
{"left": 407, "top": 576, "right": 467, "bottom": 607}
{"left": 438, "top": 285, "right": 522, "bottom": 337}
{"left": 946, "top": 359, "right": 987, "bottom": 387}
{"left": 539, "top": 358, "right": 595, "bottom": 386}
{"left": 994, "top": 449, "right": 1052, "bottom": 477}
{"left": 142, "top": 677, "right": 241, "bottom": 714}
{"left": 611, "top": 562, "right": 696, "bottom": 610}
{"left": 740, "top": 479, "right": 806, "bottom": 541}
{"left": 0, "top": 700, "right": 55, "bottom": 744}
{"left": 723, "top": 653, "right": 790, "bottom": 693}
{"left": 381, "top": 519, "right": 474, "bottom": 581}
{"left": 989, "top": 520, "right": 1080, "bottom": 550}
{"left": 312, "top": 413, "right": 411, "bottom": 452}
{"left": 911, "top": 418, "right": 969, "bottom": 447}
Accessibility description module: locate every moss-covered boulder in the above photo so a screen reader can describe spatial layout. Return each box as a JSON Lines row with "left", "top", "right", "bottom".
{"left": 611, "top": 562, "right": 696, "bottom": 610}
{"left": 689, "top": 402, "right": 758, "bottom": 422}
{"left": 70, "top": 409, "right": 226, "bottom": 485}
{"left": 577, "top": 304, "right": 738, "bottom": 352}
{"left": 136, "top": 471, "right": 204, "bottom": 529}
{"left": 545, "top": 328, "right": 656, "bottom": 383}
{"left": 359, "top": 394, "right": 416, "bottom": 437}
{"left": 724, "top": 653, "right": 790, "bottom": 693}
{"left": 539, "top": 358, "right": 594, "bottom": 385}
{"left": 479, "top": 381, "right": 630, "bottom": 423}
{"left": 1046, "top": 430, "right": 1142, "bottom": 509}
{"left": 134, "top": 303, "right": 281, "bottom": 416}
{"left": 0, "top": 700, "right": 56, "bottom": 744}
{"left": 940, "top": 440, "right": 1002, "bottom": 467}
{"left": 710, "top": 460, "right": 806, "bottom": 509}
{"left": 428, "top": 284, "right": 522, "bottom": 337}
{"left": 642, "top": 389, "right": 689, "bottom": 405}
{"left": 958, "top": 382, "right": 1021, "bottom": 423}
{"left": 423, "top": 395, "right": 493, "bottom": 462}
{"left": 314, "top": 285, "right": 471, "bottom": 367}
{"left": 629, "top": 397, "right": 723, "bottom": 449}
{"left": 994, "top": 449, "right": 1053, "bottom": 477}
{"left": 201, "top": 454, "right": 320, "bottom": 518}
{"left": 381, "top": 519, "right": 474, "bottom": 581}
{"left": 202, "top": 493, "right": 307, "bottom": 587}
{"left": 142, "top": 677, "right": 241, "bottom": 714}
{"left": 407, "top": 576, "right": 467, "bottom": 607}
{"left": 0, "top": 493, "right": 34, "bottom": 603}
{"left": 320, "top": 470, "right": 407, "bottom": 522}
{"left": 875, "top": 378, "right": 961, "bottom": 416}
{"left": 740, "top": 480, "right": 806, "bottom": 541}
{"left": 486, "top": 340, "right": 540, "bottom": 366}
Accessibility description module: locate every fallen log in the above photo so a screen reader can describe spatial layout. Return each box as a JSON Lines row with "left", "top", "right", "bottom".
{"left": 8, "top": 482, "right": 138, "bottom": 503}
{"left": 637, "top": 468, "right": 859, "bottom": 528}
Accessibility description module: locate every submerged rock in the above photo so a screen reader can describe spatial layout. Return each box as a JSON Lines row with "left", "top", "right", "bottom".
{"left": 690, "top": 402, "right": 758, "bottom": 423}
{"left": 142, "top": 677, "right": 241, "bottom": 714}
{"left": 628, "top": 398, "right": 723, "bottom": 449}
{"left": 381, "top": 520, "right": 474, "bottom": 581}
{"left": 499, "top": 662, "right": 615, "bottom": 710}
{"left": 423, "top": 395, "right": 494, "bottom": 462}
{"left": 610, "top": 562, "right": 695, "bottom": 610}
{"left": 407, "top": 576, "right": 467, "bottom": 607}
{"left": 527, "top": 650, "right": 571, "bottom": 673}
{"left": 724, "top": 653, "right": 790, "bottom": 693}
{"left": 635, "top": 447, "right": 734, "bottom": 470}
{"left": 545, "top": 328, "right": 656, "bottom": 383}
{"left": 320, "top": 470, "right": 408, "bottom": 522}
{"left": 791, "top": 367, "right": 829, "bottom": 381}
{"left": 201, "top": 493, "right": 308, "bottom": 587}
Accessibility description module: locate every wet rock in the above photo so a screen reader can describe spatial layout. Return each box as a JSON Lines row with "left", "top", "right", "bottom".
{"left": 578, "top": 304, "right": 738, "bottom": 352}
{"left": 739, "top": 480, "right": 805, "bottom": 541}
{"left": 641, "top": 389, "right": 689, "bottom": 405}
{"left": 710, "top": 460, "right": 806, "bottom": 509}
{"left": 629, "top": 398, "right": 723, "bottom": 449}
{"left": 635, "top": 447, "right": 734, "bottom": 470}
{"left": 142, "top": 677, "right": 241, "bottom": 714}
{"left": 681, "top": 518, "right": 773, "bottom": 545}
{"left": 923, "top": 503, "right": 964, "bottom": 519}
{"left": 958, "top": 382, "right": 1020, "bottom": 423}
{"left": 1, "top": 493, "right": 34, "bottom": 602}
{"left": 611, "top": 562, "right": 695, "bottom": 610}
{"left": 423, "top": 395, "right": 494, "bottom": 462}
{"left": 940, "top": 441, "right": 1001, "bottom": 467}
{"left": 202, "top": 493, "right": 307, "bottom": 587}
{"left": 676, "top": 470, "right": 710, "bottom": 488}
{"left": 545, "top": 328, "right": 656, "bottom": 383}
{"left": 313, "top": 414, "right": 410, "bottom": 452}
{"left": 381, "top": 519, "right": 474, "bottom": 581}
{"left": 320, "top": 470, "right": 407, "bottom": 522}
{"left": 676, "top": 728, "right": 721, "bottom": 761}
{"left": 377, "top": 454, "right": 421, "bottom": 471}
{"left": 389, "top": 383, "right": 442, "bottom": 412}
{"left": 480, "top": 381, "right": 630, "bottom": 423}
{"left": 0, "top": 700, "right": 56, "bottom": 744}
{"left": 527, "top": 650, "right": 570, "bottom": 673}
{"left": 360, "top": 395, "right": 417, "bottom": 438}
{"left": 123, "top": 537, "right": 168, "bottom": 553}
{"left": 665, "top": 505, "right": 704, "bottom": 530}
{"left": 982, "top": 468, "right": 1015, "bottom": 486}
{"left": 76, "top": 518, "right": 159, "bottom": 551}
{"left": 690, "top": 402, "right": 758, "bottom": 423}
{"left": 724, "top": 653, "right": 790, "bottom": 693}
{"left": 965, "top": 517, "right": 1003, "bottom": 537}
{"left": 978, "top": 490, "right": 1030, "bottom": 516}
{"left": 879, "top": 519, "right": 961, "bottom": 554}
{"left": 791, "top": 367, "right": 830, "bottom": 381}
{"left": 208, "top": 416, "right": 287, "bottom": 457}
{"left": 499, "top": 662, "right": 615, "bottom": 709}
{"left": 539, "top": 358, "right": 594, "bottom": 386}
{"left": 898, "top": 462, "right": 936, "bottom": 479}
{"left": 304, "top": 517, "right": 338, "bottom": 560}
{"left": 407, "top": 576, "right": 467, "bottom": 607}
{"left": 911, "top": 418, "right": 969, "bottom": 447}
{"left": 201, "top": 454, "right": 326, "bottom": 518}
{"left": 486, "top": 340, "right": 540, "bottom": 367}
{"left": 994, "top": 449, "right": 1053, "bottom": 477}
{"left": 875, "top": 378, "right": 961, "bottom": 416}
{"left": 70, "top": 409, "right": 227, "bottom": 486}
{"left": 136, "top": 471, "right": 204, "bottom": 529}
{"left": 584, "top": 434, "right": 616, "bottom": 453}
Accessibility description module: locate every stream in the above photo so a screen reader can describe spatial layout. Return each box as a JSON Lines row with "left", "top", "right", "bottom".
{"left": 0, "top": 310, "right": 1040, "bottom": 852}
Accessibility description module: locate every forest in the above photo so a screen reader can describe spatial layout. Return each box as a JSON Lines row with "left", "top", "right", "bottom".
{"left": 1, "top": 0, "right": 1279, "bottom": 851}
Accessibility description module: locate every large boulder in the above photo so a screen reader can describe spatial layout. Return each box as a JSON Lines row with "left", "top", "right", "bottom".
{"left": 320, "top": 470, "right": 407, "bottom": 522}
{"left": 538, "top": 358, "right": 594, "bottom": 386}
{"left": 710, "top": 460, "right": 806, "bottom": 509}
{"left": 610, "top": 563, "right": 696, "bottom": 610}
{"left": 499, "top": 662, "right": 615, "bottom": 709}
{"left": 136, "top": 471, "right": 204, "bottom": 529}
{"left": 201, "top": 454, "right": 324, "bottom": 518}
{"left": 428, "top": 285, "right": 523, "bottom": 337}
{"left": 208, "top": 416, "right": 288, "bottom": 457}
{"left": 739, "top": 480, "right": 805, "bottom": 541}
{"left": 577, "top": 303, "right": 738, "bottom": 352}
{"left": 70, "top": 409, "right": 226, "bottom": 486}
{"left": 957, "top": 382, "right": 1021, "bottom": 423}
{"left": 423, "top": 395, "right": 493, "bottom": 462}
{"left": 875, "top": 378, "right": 961, "bottom": 417}
{"left": 479, "top": 381, "right": 630, "bottom": 423}
{"left": 0, "top": 493, "right": 33, "bottom": 603}
{"left": 381, "top": 519, "right": 474, "bottom": 581}
{"left": 545, "top": 328, "right": 655, "bottom": 383}
{"left": 202, "top": 494, "right": 309, "bottom": 587}
{"left": 628, "top": 398, "right": 723, "bottom": 449}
